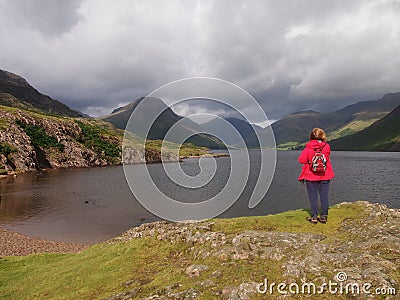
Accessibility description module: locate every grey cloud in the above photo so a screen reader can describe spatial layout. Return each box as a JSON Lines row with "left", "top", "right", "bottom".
{"left": 0, "top": 0, "right": 83, "bottom": 37}
{"left": 172, "top": 99, "right": 243, "bottom": 122}
{"left": 0, "top": 0, "right": 399, "bottom": 120}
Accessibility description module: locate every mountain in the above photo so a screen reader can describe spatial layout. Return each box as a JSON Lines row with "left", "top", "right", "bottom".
{"left": 0, "top": 69, "right": 82, "bottom": 117}
{"left": 271, "top": 110, "right": 326, "bottom": 146}
{"left": 330, "top": 105, "right": 400, "bottom": 151}
{"left": 201, "top": 117, "right": 263, "bottom": 146}
{"left": 105, "top": 92, "right": 400, "bottom": 151}
{"left": 249, "top": 92, "right": 400, "bottom": 149}
{"left": 324, "top": 92, "right": 400, "bottom": 139}
{"left": 101, "top": 97, "right": 225, "bottom": 149}
{"left": 101, "top": 97, "right": 181, "bottom": 136}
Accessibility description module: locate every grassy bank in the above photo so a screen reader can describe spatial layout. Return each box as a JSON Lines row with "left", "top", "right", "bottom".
{"left": 0, "top": 202, "right": 398, "bottom": 299}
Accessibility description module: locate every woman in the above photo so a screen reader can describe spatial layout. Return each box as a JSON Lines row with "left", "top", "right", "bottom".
{"left": 298, "top": 128, "right": 335, "bottom": 224}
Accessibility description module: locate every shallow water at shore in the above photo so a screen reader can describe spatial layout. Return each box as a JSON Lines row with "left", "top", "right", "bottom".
{"left": 0, "top": 151, "right": 399, "bottom": 244}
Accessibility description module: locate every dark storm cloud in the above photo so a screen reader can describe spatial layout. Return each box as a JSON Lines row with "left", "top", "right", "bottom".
{"left": 1, "top": 0, "right": 83, "bottom": 37}
{"left": 0, "top": 0, "right": 399, "bottom": 120}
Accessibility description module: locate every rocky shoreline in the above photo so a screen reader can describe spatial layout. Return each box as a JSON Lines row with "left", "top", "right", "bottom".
{"left": 0, "top": 227, "right": 87, "bottom": 256}
{"left": 179, "top": 153, "right": 230, "bottom": 160}
{"left": 0, "top": 150, "right": 223, "bottom": 178}
{"left": 106, "top": 201, "right": 399, "bottom": 300}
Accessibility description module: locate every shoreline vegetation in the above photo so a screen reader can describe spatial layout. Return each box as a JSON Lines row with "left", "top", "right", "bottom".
{"left": 0, "top": 201, "right": 398, "bottom": 299}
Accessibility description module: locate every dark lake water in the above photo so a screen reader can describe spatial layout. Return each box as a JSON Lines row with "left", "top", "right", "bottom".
{"left": 0, "top": 151, "right": 399, "bottom": 244}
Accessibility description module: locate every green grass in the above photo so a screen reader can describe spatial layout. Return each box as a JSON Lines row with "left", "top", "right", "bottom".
{"left": 330, "top": 106, "right": 400, "bottom": 151}
{"left": 276, "top": 141, "right": 304, "bottom": 150}
{"left": 75, "top": 120, "right": 121, "bottom": 163}
{"left": 15, "top": 120, "right": 64, "bottom": 151}
{"left": 0, "top": 104, "right": 72, "bottom": 121}
{"left": 0, "top": 203, "right": 370, "bottom": 300}
{"left": 0, "top": 142, "right": 17, "bottom": 173}
{"left": 213, "top": 203, "right": 364, "bottom": 244}
{"left": 145, "top": 139, "right": 209, "bottom": 157}
{"left": 0, "top": 116, "right": 9, "bottom": 130}
{"left": 328, "top": 118, "right": 380, "bottom": 140}
{"left": 0, "top": 142, "right": 17, "bottom": 157}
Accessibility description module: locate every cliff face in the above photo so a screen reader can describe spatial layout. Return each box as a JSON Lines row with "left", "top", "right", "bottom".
{"left": 0, "top": 109, "right": 117, "bottom": 173}
{"left": 0, "top": 107, "right": 179, "bottom": 174}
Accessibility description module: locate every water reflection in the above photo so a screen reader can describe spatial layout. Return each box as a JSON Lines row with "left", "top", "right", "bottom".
{"left": 0, "top": 172, "right": 53, "bottom": 221}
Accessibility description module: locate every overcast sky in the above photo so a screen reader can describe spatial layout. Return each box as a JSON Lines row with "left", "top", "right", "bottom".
{"left": 0, "top": 0, "right": 399, "bottom": 123}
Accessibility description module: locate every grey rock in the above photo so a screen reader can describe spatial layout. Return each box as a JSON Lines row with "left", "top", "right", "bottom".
{"left": 211, "top": 270, "right": 223, "bottom": 278}
{"left": 185, "top": 264, "right": 208, "bottom": 277}
{"left": 103, "top": 288, "right": 140, "bottom": 300}
{"left": 140, "top": 288, "right": 200, "bottom": 300}
{"left": 237, "top": 282, "right": 259, "bottom": 299}
{"left": 197, "top": 279, "right": 214, "bottom": 288}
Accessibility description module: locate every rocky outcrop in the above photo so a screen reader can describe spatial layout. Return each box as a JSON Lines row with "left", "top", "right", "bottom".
{"left": 0, "top": 108, "right": 179, "bottom": 174}
{"left": 122, "top": 147, "right": 179, "bottom": 164}
{"left": 107, "top": 201, "right": 399, "bottom": 300}
{"left": 0, "top": 109, "right": 113, "bottom": 172}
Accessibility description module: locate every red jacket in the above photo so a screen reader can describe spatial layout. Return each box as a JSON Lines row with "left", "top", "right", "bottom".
{"left": 298, "top": 140, "right": 335, "bottom": 181}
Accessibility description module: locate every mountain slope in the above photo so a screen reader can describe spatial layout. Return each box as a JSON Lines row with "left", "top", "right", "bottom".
{"left": 102, "top": 97, "right": 181, "bottom": 136}
{"left": 325, "top": 92, "right": 400, "bottom": 140}
{"left": 253, "top": 92, "right": 400, "bottom": 148}
{"left": 0, "top": 69, "right": 82, "bottom": 117}
{"left": 201, "top": 117, "right": 262, "bottom": 146}
{"left": 272, "top": 110, "right": 326, "bottom": 146}
{"left": 101, "top": 97, "right": 225, "bottom": 149}
{"left": 330, "top": 105, "right": 400, "bottom": 151}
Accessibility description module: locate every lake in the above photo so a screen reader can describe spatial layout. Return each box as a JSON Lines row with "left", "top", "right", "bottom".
{"left": 0, "top": 151, "right": 399, "bottom": 244}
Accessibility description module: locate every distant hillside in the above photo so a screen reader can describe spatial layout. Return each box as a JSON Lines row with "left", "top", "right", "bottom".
{"left": 0, "top": 69, "right": 82, "bottom": 117}
{"left": 201, "top": 117, "right": 262, "bottom": 146}
{"left": 325, "top": 92, "right": 400, "bottom": 140}
{"left": 105, "top": 92, "right": 400, "bottom": 151}
{"left": 330, "top": 105, "right": 400, "bottom": 151}
{"left": 104, "top": 98, "right": 265, "bottom": 148}
{"left": 247, "top": 92, "right": 400, "bottom": 149}
{"left": 271, "top": 110, "right": 326, "bottom": 146}
{"left": 101, "top": 97, "right": 225, "bottom": 149}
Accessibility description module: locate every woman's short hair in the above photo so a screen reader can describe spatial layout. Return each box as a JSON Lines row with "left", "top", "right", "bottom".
{"left": 310, "top": 128, "right": 326, "bottom": 142}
